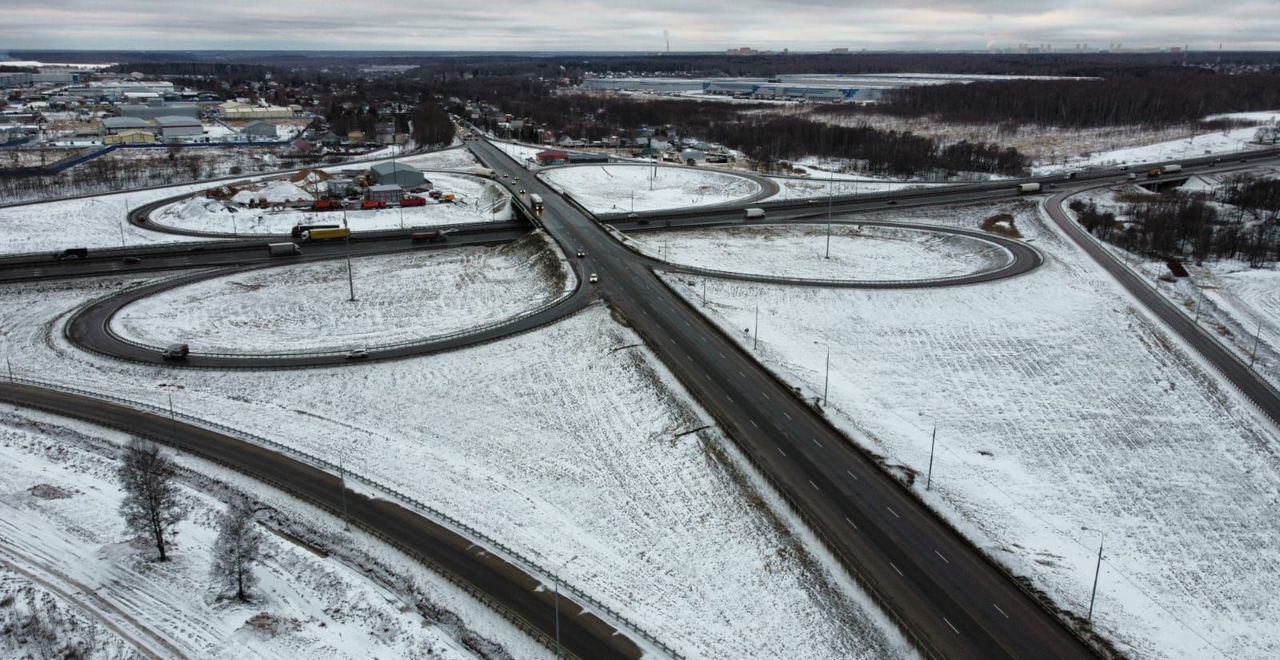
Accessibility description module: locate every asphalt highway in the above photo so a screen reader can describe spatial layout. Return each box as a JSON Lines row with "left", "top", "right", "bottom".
{"left": 0, "top": 382, "right": 640, "bottom": 660}
{"left": 470, "top": 137, "right": 1099, "bottom": 659}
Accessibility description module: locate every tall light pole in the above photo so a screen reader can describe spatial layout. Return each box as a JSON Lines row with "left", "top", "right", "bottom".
{"left": 554, "top": 554, "right": 579, "bottom": 659}
{"left": 338, "top": 456, "right": 350, "bottom": 531}
{"left": 1193, "top": 282, "right": 1205, "bottom": 323}
{"left": 753, "top": 301, "right": 760, "bottom": 350}
{"left": 343, "top": 211, "right": 356, "bottom": 302}
{"left": 1083, "top": 527, "right": 1104, "bottom": 623}
{"left": 822, "top": 345, "right": 830, "bottom": 405}
{"left": 1249, "top": 318, "right": 1263, "bottom": 368}
{"left": 926, "top": 424, "right": 937, "bottom": 490}
{"left": 826, "top": 170, "right": 833, "bottom": 259}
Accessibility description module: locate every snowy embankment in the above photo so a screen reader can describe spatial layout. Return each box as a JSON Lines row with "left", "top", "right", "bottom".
{"left": 659, "top": 200, "right": 1280, "bottom": 660}
{"left": 2, "top": 278, "right": 909, "bottom": 658}
{"left": 633, "top": 224, "right": 1010, "bottom": 281}
{"left": 398, "top": 147, "right": 481, "bottom": 171}
{"left": 111, "top": 233, "right": 568, "bottom": 354}
{"left": 0, "top": 183, "right": 215, "bottom": 255}
{"left": 540, "top": 165, "right": 761, "bottom": 214}
{"left": 765, "top": 176, "right": 934, "bottom": 201}
{"left": 0, "top": 406, "right": 505, "bottom": 660}
{"left": 489, "top": 140, "right": 545, "bottom": 167}
{"left": 1032, "top": 124, "right": 1271, "bottom": 175}
{"left": 152, "top": 173, "right": 512, "bottom": 235}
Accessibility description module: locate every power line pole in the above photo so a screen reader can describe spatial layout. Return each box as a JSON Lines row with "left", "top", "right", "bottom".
{"left": 1249, "top": 319, "right": 1263, "bottom": 368}
{"left": 826, "top": 170, "right": 833, "bottom": 259}
{"left": 1086, "top": 529, "right": 1104, "bottom": 622}
{"left": 753, "top": 301, "right": 759, "bottom": 350}
{"left": 926, "top": 424, "right": 937, "bottom": 490}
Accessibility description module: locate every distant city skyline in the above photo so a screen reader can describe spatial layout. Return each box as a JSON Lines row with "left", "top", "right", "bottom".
{"left": 2, "top": 1, "right": 1277, "bottom": 53}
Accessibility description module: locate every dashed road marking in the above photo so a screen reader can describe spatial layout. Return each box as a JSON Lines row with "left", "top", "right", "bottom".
{"left": 993, "top": 603, "right": 1010, "bottom": 619}
{"left": 808, "top": 480, "right": 819, "bottom": 491}
{"left": 783, "top": 412, "right": 792, "bottom": 421}
{"left": 812, "top": 438, "right": 822, "bottom": 448}
{"left": 778, "top": 447, "right": 786, "bottom": 457}
{"left": 726, "top": 395, "right": 734, "bottom": 403}
{"left": 761, "top": 391, "right": 771, "bottom": 400}
{"left": 749, "top": 420, "right": 758, "bottom": 429}
{"left": 943, "top": 617, "right": 960, "bottom": 635}
{"left": 886, "top": 506, "right": 900, "bottom": 519}
{"left": 890, "top": 562, "right": 904, "bottom": 576}
{"left": 845, "top": 517, "right": 858, "bottom": 530}
{"left": 846, "top": 470, "right": 858, "bottom": 480}
{"left": 935, "top": 550, "right": 950, "bottom": 564}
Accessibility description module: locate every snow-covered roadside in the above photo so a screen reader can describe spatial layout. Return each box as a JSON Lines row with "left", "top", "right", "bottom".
{"left": 151, "top": 173, "right": 512, "bottom": 235}
{"left": 765, "top": 176, "right": 934, "bottom": 201}
{"left": 489, "top": 140, "right": 544, "bottom": 167}
{"left": 1032, "top": 125, "right": 1270, "bottom": 175}
{"left": 399, "top": 147, "right": 481, "bottom": 171}
{"left": 1, "top": 277, "right": 909, "bottom": 658}
{"left": 0, "top": 405, "right": 504, "bottom": 660}
{"left": 632, "top": 224, "right": 1010, "bottom": 281}
{"left": 111, "top": 234, "right": 568, "bottom": 354}
{"left": 658, "top": 200, "right": 1280, "bottom": 660}
{"left": 540, "top": 165, "right": 761, "bottom": 214}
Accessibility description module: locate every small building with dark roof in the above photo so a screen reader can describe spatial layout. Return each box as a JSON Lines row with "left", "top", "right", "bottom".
{"left": 369, "top": 162, "right": 426, "bottom": 188}
{"left": 366, "top": 184, "right": 403, "bottom": 204}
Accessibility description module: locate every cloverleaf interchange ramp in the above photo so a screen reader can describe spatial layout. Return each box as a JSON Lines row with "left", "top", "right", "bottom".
{"left": 2, "top": 133, "right": 1279, "bottom": 657}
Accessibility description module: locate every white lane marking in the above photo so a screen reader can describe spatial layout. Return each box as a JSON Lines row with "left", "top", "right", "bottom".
{"left": 993, "top": 603, "right": 1010, "bottom": 619}
{"left": 808, "top": 480, "right": 819, "bottom": 491}
{"left": 934, "top": 550, "right": 950, "bottom": 564}
{"left": 717, "top": 351, "right": 726, "bottom": 359}
{"left": 783, "top": 412, "right": 792, "bottom": 421}
{"left": 846, "top": 470, "right": 858, "bottom": 481}
{"left": 761, "top": 392, "right": 771, "bottom": 400}
{"left": 886, "top": 506, "right": 900, "bottom": 519}
{"left": 726, "top": 395, "right": 734, "bottom": 403}
{"left": 845, "top": 517, "right": 858, "bottom": 530}
{"left": 738, "top": 370, "right": 746, "bottom": 378}
{"left": 890, "top": 562, "right": 904, "bottom": 576}
{"left": 812, "top": 438, "right": 822, "bottom": 448}
{"left": 943, "top": 617, "right": 960, "bottom": 635}
{"left": 777, "top": 447, "right": 787, "bottom": 457}
{"left": 749, "top": 420, "right": 758, "bottom": 429}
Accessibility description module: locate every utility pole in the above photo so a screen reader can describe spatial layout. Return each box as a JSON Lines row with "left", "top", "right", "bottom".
{"left": 826, "top": 170, "right": 833, "bottom": 259}
{"left": 6, "top": 355, "right": 13, "bottom": 382}
{"left": 701, "top": 277, "right": 707, "bottom": 306}
{"left": 822, "top": 345, "right": 830, "bottom": 405}
{"left": 338, "top": 457, "right": 350, "bottom": 531}
{"left": 1249, "top": 319, "right": 1263, "bottom": 368}
{"left": 344, "top": 212, "right": 356, "bottom": 302}
{"left": 1193, "top": 283, "right": 1205, "bottom": 322}
{"left": 753, "top": 301, "right": 759, "bottom": 350}
{"left": 1085, "top": 528, "right": 1104, "bottom": 622}
{"left": 554, "top": 554, "right": 579, "bottom": 659}
{"left": 926, "top": 424, "right": 937, "bottom": 490}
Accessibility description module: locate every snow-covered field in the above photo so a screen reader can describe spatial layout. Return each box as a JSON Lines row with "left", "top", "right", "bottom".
{"left": 0, "top": 406, "right": 491, "bottom": 660}
{"left": 659, "top": 199, "right": 1280, "bottom": 660}
{"left": 766, "top": 176, "right": 937, "bottom": 201}
{"left": 489, "top": 140, "right": 545, "bottom": 167}
{"left": 151, "top": 173, "right": 511, "bottom": 235}
{"left": 0, "top": 276, "right": 908, "bottom": 658}
{"left": 541, "top": 165, "right": 762, "bottom": 213}
{"left": 1032, "top": 125, "right": 1271, "bottom": 175}
{"left": 0, "top": 183, "right": 217, "bottom": 255}
{"left": 634, "top": 224, "right": 1010, "bottom": 281}
{"left": 111, "top": 234, "right": 567, "bottom": 354}
{"left": 399, "top": 147, "right": 481, "bottom": 171}
{"left": 1203, "top": 110, "right": 1280, "bottom": 124}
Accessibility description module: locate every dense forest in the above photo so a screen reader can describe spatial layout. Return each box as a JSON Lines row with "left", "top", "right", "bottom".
{"left": 1071, "top": 176, "right": 1280, "bottom": 266}
{"left": 862, "top": 73, "right": 1280, "bottom": 127}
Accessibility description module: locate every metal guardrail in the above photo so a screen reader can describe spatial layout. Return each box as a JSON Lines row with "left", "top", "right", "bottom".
{"left": 1, "top": 373, "right": 682, "bottom": 659}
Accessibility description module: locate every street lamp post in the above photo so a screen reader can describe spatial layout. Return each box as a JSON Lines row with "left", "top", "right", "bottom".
{"left": 822, "top": 345, "right": 830, "bottom": 405}
{"left": 826, "top": 170, "right": 833, "bottom": 259}
{"left": 553, "top": 554, "right": 579, "bottom": 659}
{"left": 926, "top": 424, "right": 937, "bottom": 490}
{"left": 753, "top": 301, "right": 760, "bottom": 350}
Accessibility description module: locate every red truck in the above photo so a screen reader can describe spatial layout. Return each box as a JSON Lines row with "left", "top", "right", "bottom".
{"left": 361, "top": 199, "right": 389, "bottom": 210}
{"left": 401, "top": 196, "right": 427, "bottom": 207}
{"left": 311, "top": 199, "right": 343, "bottom": 211}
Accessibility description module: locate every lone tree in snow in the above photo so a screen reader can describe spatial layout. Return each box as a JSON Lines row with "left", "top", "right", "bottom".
{"left": 117, "top": 439, "right": 185, "bottom": 561}
{"left": 211, "top": 498, "right": 264, "bottom": 602}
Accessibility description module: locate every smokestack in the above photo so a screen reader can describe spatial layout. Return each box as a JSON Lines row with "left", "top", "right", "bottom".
{"left": 664, "top": 29, "right": 670, "bottom": 54}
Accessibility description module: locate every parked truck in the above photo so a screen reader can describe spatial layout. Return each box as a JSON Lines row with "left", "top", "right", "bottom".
{"left": 745, "top": 207, "right": 766, "bottom": 219}
{"left": 300, "top": 227, "right": 351, "bottom": 241}
{"left": 268, "top": 242, "right": 302, "bottom": 256}
{"left": 400, "top": 196, "right": 426, "bottom": 207}
{"left": 311, "top": 199, "right": 344, "bottom": 211}
{"left": 1017, "top": 183, "right": 1042, "bottom": 194}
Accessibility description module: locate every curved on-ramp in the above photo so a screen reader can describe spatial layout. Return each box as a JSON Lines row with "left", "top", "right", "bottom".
{"left": 0, "top": 380, "right": 641, "bottom": 660}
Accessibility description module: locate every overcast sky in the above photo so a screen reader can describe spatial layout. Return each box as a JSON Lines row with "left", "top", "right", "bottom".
{"left": 2, "top": 1, "right": 1278, "bottom": 52}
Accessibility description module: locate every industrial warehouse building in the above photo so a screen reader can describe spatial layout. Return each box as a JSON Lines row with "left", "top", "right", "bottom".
{"left": 118, "top": 101, "right": 201, "bottom": 120}
{"left": 369, "top": 162, "right": 426, "bottom": 188}
{"left": 100, "top": 116, "right": 151, "bottom": 135}
{"left": 240, "top": 121, "right": 278, "bottom": 139}
{"left": 154, "top": 116, "right": 203, "bottom": 140}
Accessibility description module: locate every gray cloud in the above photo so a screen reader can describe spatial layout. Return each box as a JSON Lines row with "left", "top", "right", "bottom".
{"left": 1, "top": 1, "right": 1277, "bottom": 52}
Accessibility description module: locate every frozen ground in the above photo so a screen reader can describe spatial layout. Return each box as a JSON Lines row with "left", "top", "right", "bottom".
{"left": 1, "top": 276, "right": 909, "bottom": 659}
{"left": 0, "top": 183, "right": 216, "bottom": 255}
{"left": 1032, "top": 125, "right": 1270, "bottom": 175}
{"left": 541, "top": 165, "right": 761, "bottom": 214}
{"left": 152, "top": 173, "right": 512, "bottom": 235}
{"left": 1203, "top": 110, "right": 1280, "bottom": 124}
{"left": 659, "top": 199, "right": 1280, "bottom": 660}
{"left": 399, "top": 147, "right": 481, "bottom": 171}
{"left": 489, "top": 140, "right": 545, "bottom": 167}
{"left": 111, "top": 234, "right": 568, "bottom": 354}
{"left": 633, "top": 224, "right": 1010, "bottom": 281}
{"left": 0, "top": 406, "right": 484, "bottom": 660}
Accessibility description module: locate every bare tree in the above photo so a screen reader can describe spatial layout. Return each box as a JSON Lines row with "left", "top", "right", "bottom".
{"left": 117, "top": 439, "right": 185, "bottom": 561}
{"left": 210, "top": 498, "right": 263, "bottom": 602}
